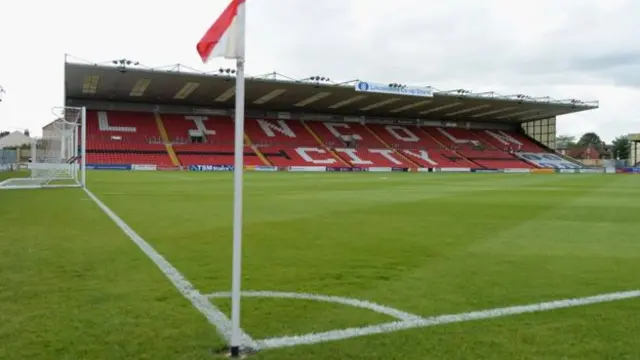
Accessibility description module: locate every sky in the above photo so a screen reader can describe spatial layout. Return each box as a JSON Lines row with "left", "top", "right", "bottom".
{"left": 0, "top": 0, "right": 639, "bottom": 141}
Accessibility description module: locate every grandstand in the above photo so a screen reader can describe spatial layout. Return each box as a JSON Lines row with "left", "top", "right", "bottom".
{"left": 64, "top": 60, "right": 598, "bottom": 172}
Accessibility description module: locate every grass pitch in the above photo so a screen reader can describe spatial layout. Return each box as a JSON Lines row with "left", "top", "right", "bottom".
{"left": 1, "top": 171, "right": 640, "bottom": 359}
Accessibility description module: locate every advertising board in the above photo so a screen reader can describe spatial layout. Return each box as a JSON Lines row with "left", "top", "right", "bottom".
{"left": 132, "top": 164, "right": 157, "bottom": 171}
{"left": 288, "top": 166, "right": 326, "bottom": 172}
{"left": 440, "top": 167, "right": 471, "bottom": 172}
{"left": 254, "top": 166, "right": 278, "bottom": 172}
{"left": 86, "top": 164, "right": 131, "bottom": 170}
{"left": 503, "top": 168, "right": 530, "bottom": 173}
{"left": 368, "top": 167, "right": 392, "bottom": 172}
{"left": 189, "top": 165, "right": 234, "bottom": 171}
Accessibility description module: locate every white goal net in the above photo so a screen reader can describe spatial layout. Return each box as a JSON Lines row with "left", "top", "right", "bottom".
{"left": 0, "top": 106, "right": 86, "bottom": 190}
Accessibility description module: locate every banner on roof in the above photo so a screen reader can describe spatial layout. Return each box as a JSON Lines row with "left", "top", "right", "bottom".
{"left": 189, "top": 165, "right": 234, "bottom": 172}
{"left": 344, "top": 116, "right": 364, "bottom": 123}
{"left": 299, "top": 114, "right": 333, "bottom": 122}
{"left": 423, "top": 120, "right": 458, "bottom": 127}
{"left": 365, "top": 118, "right": 416, "bottom": 125}
{"left": 354, "top": 81, "right": 433, "bottom": 97}
{"left": 192, "top": 108, "right": 227, "bottom": 115}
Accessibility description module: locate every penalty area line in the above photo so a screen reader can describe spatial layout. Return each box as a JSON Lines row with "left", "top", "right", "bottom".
{"left": 258, "top": 289, "right": 640, "bottom": 350}
{"left": 83, "top": 188, "right": 258, "bottom": 350}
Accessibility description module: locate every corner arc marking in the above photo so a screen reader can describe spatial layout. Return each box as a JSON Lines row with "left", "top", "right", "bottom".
{"left": 205, "top": 290, "right": 424, "bottom": 322}
{"left": 257, "top": 289, "right": 640, "bottom": 350}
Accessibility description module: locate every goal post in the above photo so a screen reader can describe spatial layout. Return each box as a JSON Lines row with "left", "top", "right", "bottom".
{"left": 0, "top": 106, "right": 87, "bottom": 190}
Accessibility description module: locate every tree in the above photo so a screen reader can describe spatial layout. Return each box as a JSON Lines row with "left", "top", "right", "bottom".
{"left": 577, "top": 132, "right": 604, "bottom": 149}
{"left": 24, "top": 129, "right": 30, "bottom": 137}
{"left": 611, "top": 135, "right": 631, "bottom": 160}
{"left": 4, "top": 143, "right": 30, "bottom": 150}
{"left": 556, "top": 134, "right": 577, "bottom": 149}
{"left": 0, "top": 131, "right": 9, "bottom": 139}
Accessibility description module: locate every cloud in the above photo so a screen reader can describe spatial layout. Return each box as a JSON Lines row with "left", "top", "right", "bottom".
{"left": 0, "top": 0, "right": 639, "bottom": 141}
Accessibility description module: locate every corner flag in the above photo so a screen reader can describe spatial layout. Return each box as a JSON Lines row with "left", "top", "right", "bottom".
{"left": 197, "top": 0, "right": 246, "bottom": 61}
{"left": 197, "top": 0, "right": 247, "bottom": 357}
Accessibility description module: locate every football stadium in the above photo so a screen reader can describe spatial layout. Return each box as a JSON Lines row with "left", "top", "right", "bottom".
{"left": 1, "top": 56, "right": 640, "bottom": 359}
{"left": 2, "top": 4, "right": 640, "bottom": 359}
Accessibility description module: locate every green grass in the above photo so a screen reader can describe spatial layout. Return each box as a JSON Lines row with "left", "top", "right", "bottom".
{"left": 1, "top": 171, "right": 640, "bottom": 359}
{"left": 0, "top": 170, "right": 27, "bottom": 181}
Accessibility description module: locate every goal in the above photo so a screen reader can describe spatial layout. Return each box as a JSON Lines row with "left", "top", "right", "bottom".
{"left": 0, "top": 106, "right": 87, "bottom": 190}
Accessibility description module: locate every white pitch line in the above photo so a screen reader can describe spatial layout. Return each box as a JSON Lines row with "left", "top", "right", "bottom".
{"left": 83, "top": 188, "right": 258, "bottom": 350}
{"left": 258, "top": 289, "right": 640, "bottom": 349}
{"left": 207, "top": 290, "right": 424, "bottom": 322}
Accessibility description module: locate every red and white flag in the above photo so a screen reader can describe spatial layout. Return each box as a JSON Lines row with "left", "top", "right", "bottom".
{"left": 196, "top": 2, "right": 249, "bottom": 356}
{"left": 196, "top": 0, "right": 246, "bottom": 62}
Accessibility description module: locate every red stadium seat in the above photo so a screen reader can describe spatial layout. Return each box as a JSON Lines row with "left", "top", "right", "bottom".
{"left": 366, "top": 124, "right": 441, "bottom": 149}
{"left": 85, "top": 110, "right": 172, "bottom": 166}
{"left": 86, "top": 110, "right": 161, "bottom": 145}
{"left": 306, "top": 121, "right": 385, "bottom": 148}
{"left": 473, "top": 129, "right": 545, "bottom": 152}
{"left": 162, "top": 114, "right": 234, "bottom": 145}
{"left": 84, "top": 110, "right": 548, "bottom": 170}
{"left": 246, "top": 118, "right": 318, "bottom": 147}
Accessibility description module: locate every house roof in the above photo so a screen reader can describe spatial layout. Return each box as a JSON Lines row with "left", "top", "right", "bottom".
{"left": 0, "top": 131, "right": 31, "bottom": 148}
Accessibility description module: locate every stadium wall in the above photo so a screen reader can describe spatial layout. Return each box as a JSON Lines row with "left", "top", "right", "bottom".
{"left": 521, "top": 117, "right": 557, "bottom": 150}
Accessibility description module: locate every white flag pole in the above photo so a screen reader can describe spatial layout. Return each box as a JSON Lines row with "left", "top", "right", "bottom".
{"left": 230, "top": 2, "right": 246, "bottom": 358}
